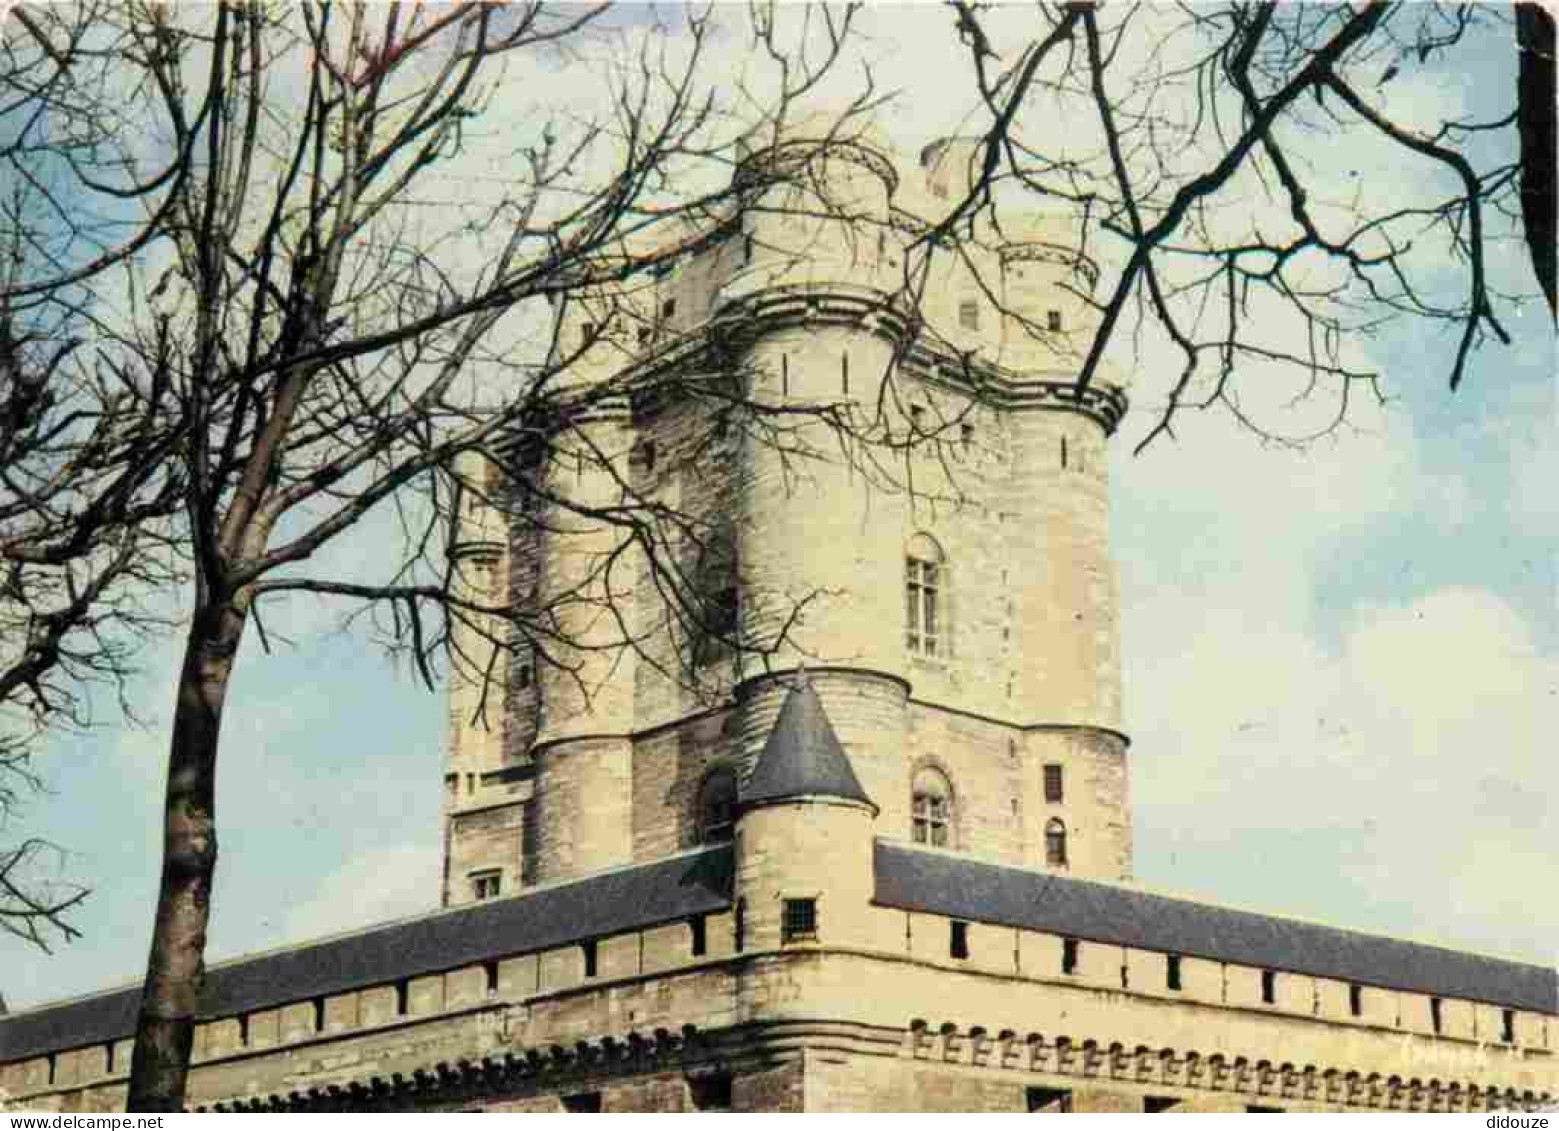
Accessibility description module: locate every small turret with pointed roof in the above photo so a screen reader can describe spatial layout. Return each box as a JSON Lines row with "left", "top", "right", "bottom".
{"left": 742, "top": 669, "right": 876, "bottom": 813}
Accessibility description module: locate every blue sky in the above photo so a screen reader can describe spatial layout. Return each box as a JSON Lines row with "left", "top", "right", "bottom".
{"left": 3, "top": 4, "right": 1553, "bottom": 1011}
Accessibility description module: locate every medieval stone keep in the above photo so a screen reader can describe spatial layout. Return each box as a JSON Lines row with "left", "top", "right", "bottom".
{"left": 2, "top": 119, "right": 1553, "bottom": 1113}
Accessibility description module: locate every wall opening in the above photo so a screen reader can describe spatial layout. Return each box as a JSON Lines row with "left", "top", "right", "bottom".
{"left": 484, "top": 960, "right": 500, "bottom": 998}
{"left": 1062, "top": 937, "right": 1079, "bottom": 975}
{"left": 563, "top": 1091, "right": 602, "bottom": 1113}
{"left": 1027, "top": 1086, "right": 1073, "bottom": 1113}
{"left": 1145, "top": 1096, "right": 1179, "bottom": 1113}
{"left": 1044, "top": 763, "right": 1064, "bottom": 803}
{"left": 1349, "top": 984, "right": 1363, "bottom": 1017}
{"left": 950, "top": 920, "right": 970, "bottom": 960}
{"left": 394, "top": 981, "right": 409, "bottom": 1017}
{"left": 690, "top": 914, "right": 708, "bottom": 958}
{"left": 582, "top": 940, "right": 599, "bottom": 978}
{"left": 688, "top": 1072, "right": 734, "bottom": 1112}
{"left": 1167, "top": 954, "right": 1183, "bottom": 991}
{"left": 1262, "top": 970, "right": 1277, "bottom": 1004}
{"left": 1503, "top": 1009, "right": 1516, "bottom": 1043}
{"left": 782, "top": 897, "right": 818, "bottom": 944}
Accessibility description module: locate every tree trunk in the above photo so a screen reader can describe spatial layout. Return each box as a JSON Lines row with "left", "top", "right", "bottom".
{"left": 1516, "top": 2, "right": 1556, "bottom": 318}
{"left": 125, "top": 597, "right": 248, "bottom": 1112}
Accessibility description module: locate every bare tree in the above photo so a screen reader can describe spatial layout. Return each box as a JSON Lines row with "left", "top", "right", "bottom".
{"left": 2, "top": 0, "right": 917, "bottom": 1110}
{"left": 921, "top": 1, "right": 1554, "bottom": 453}
{"left": 2, "top": 0, "right": 185, "bottom": 952}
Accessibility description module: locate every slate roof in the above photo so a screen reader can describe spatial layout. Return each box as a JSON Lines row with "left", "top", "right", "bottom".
{"left": 743, "top": 674, "right": 874, "bottom": 809}
{"left": 0, "top": 846, "right": 733, "bottom": 1064}
{"left": 874, "top": 840, "right": 1557, "bottom": 1013}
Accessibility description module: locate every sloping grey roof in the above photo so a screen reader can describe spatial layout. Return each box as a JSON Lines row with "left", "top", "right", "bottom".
{"left": 874, "top": 840, "right": 1556, "bottom": 1013}
{"left": 743, "top": 675, "right": 873, "bottom": 809}
{"left": 0, "top": 846, "right": 733, "bottom": 1064}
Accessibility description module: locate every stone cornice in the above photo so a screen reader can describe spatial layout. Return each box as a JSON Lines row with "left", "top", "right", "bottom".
{"left": 194, "top": 1016, "right": 1552, "bottom": 1113}
{"left": 896, "top": 1018, "right": 1551, "bottom": 1114}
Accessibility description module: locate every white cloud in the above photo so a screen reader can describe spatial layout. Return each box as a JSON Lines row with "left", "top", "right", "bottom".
{"left": 275, "top": 843, "right": 442, "bottom": 951}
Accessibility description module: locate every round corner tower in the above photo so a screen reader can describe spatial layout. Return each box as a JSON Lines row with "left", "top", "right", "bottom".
{"left": 724, "top": 120, "right": 1133, "bottom": 883}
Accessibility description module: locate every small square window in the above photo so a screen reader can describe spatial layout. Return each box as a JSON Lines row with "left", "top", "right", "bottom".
{"left": 1047, "top": 309, "right": 1063, "bottom": 332}
{"left": 1062, "top": 938, "right": 1079, "bottom": 975}
{"left": 1167, "top": 954, "right": 1183, "bottom": 991}
{"left": 950, "top": 920, "right": 970, "bottom": 960}
{"left": 782, "top": 898, "right": 818, "bottom": 943}
{"left": 1262, "top": 970, "right": 1277, "bottom": 1004}
{"left": 471, "top": 870, "right": 501, "bottom": 901}
{"left": 1043, "top": 764, "right": 1064, "bottom": 803}
{"left": 662, "top": 298, "right": 677, "bottom": 319}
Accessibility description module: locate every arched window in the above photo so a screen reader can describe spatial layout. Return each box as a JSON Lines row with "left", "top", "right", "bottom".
{"left": 911, "top": 766, "right": 953, "bottom": 848}
{"left": 1045, "top": 818, "right": 1068, "bottom": 867}
{"left": 697, "top": 767, "right": 737, "bottom": 844}
{"left": 905, "top": 534, "right": 946, "bottom": 658}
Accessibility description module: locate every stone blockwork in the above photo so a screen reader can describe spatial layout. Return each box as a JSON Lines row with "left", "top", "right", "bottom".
{"left": 440, "top": 113, "right": 1134, "bottom": 894}
{"left": 6, "top": 118, "right": 1553, "bottom": 1115}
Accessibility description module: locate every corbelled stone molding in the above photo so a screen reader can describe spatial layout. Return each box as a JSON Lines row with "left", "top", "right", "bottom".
{"left": 194, "top": 1014, "right": 1552, "bottom": 1113}
{"left": 898, "top": 1019, "right": 1552, "bottom": 1113}
{"left": 202, "top": 1023, "right": 716, "bottom": 1113}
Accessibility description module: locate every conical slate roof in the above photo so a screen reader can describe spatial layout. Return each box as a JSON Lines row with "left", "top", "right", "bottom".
{"left": 743, "top": 674, "right": 874, "bottom": 809}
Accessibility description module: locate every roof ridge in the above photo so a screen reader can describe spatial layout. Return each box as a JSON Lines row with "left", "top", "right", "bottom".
{"left": 0, "top": 844, "right": 729, "bottom": 1025}
{"left": 877, "top": 839, "right": 1557, "bottom": 977}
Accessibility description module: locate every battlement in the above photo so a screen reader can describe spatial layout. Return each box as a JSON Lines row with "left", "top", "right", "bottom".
{"left": 4, "top": 840, "right": 1552, "bottom": 1111}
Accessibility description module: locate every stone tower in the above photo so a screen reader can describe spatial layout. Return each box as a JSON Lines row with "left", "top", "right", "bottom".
{"left": 441, "top": 112, "right": 1134, "bottom": 906}
{"left": 6, "top": 115, "right": 1553, "bottom": 1116}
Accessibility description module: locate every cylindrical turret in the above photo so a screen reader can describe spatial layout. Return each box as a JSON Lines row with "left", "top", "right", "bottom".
{"left": 732, "top": 674, "right": 878, "bottom": 982}
{"left": 528, "top": 404, "right": 637, "bottom": 881}
{"left": 442, "top": 449, "right": 517, "bottom": 906}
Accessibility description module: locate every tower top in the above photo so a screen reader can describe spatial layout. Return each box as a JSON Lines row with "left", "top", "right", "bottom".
{"left": 743, "top": 674, "right": 875, "bottom": 812}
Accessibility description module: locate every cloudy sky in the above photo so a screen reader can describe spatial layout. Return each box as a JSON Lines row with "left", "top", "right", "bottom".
{"left": 3, "top": 4, "right": 1553, "bottom": 1012}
